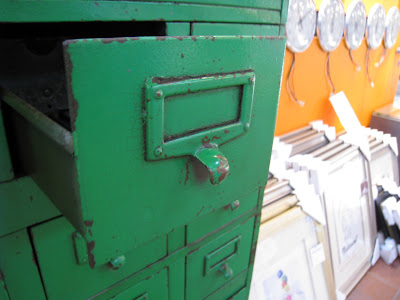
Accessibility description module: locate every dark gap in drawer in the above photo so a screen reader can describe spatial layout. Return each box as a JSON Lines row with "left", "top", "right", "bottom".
{"left": 0, "top": 21, "right": 166, "bottom": 131}
{"left": 2, "top": 102, "right": 28, "bottom": 178}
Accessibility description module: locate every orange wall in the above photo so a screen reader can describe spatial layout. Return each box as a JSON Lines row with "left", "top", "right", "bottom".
{"left": 275, "top": 0, "right": 400, "bottom": 135}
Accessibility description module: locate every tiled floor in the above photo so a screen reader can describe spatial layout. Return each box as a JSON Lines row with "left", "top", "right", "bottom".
{"left": 348, "top": 259, "right": 400, "bottom": 300}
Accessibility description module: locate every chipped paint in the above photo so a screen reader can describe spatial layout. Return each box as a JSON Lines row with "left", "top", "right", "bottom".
{"left": 63, "top": 43, "right": 79, "bottom": 132}
{"left": 87, "top": 241, "right": 96, "bottom": 269}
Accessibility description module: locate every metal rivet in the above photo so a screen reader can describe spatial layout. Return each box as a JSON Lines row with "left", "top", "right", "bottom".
{"left": 154, "top": 147, "right": 163, "bottom": 157}
{"left": 231, "top": 200, "right": 240, "bottom": 210}
{"left": 155, "top": 90, "right": 163, "bottom": 98}
{"left": 244, "top": 123, "right": 250, "bottom": 130}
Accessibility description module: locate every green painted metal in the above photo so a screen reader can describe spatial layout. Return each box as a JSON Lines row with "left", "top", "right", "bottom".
{"left": 204, "top": 270, "right": 248, "bottom": 299}
{"left": 0, "top": 2, "right": 288, "bottom": 298}
{"left": 280, "top": 0, "right": 290, "bottom": 25}
{"left": 146, "top": 72, "right": 254, "bottom": 161}
{"left": 111, "top": 269, "right": 168, "bottom": 300}
{"left": 72, "top": 232, "right": 89, "bottom": 265}
{"left": 167, "top": 226, "right": 185, "bottom": 254}
{"left": 166, "top": 22, "right": 190, "bottom": 36}
{"left": 163, "top": 86, "right": 240, "bottom": 138}
{"left": 1, "top": 90, "right": 73, "bottom": 154}
{"left": 31, "top": 217, "right": 167, "bottom": 300}
{"left": 192, "top": 23, "right": 280, "bottom": 36}
{"left": 186, "top": 216, "right": 255, "bottom": 300}
{"left": 87, "top": 211, "right": 256, "bottom": 300}
{"left": 0, "top": 176, "right": 60, "bottom": 238}
{"left": 109, "top": 255, "right": 126, "bottom": 270}
{"left": 168, "top": 259, "right": 185, "bottom": 300}
{"left": 5, "top": 35, "right": 285, "bottom": 268}
{"left": 62, "top": 36, "right": 285, "bottom": 265}
{"left": 186, "top": 191, "right": 258, "bottom": 244}
{"left": 129, "top": 0, "right": 282, "bottom": 10}
{"left": 194, "top": 147, "right": 230, "bottom": 185}
{"left": 0, "top": 230, "right": 46, "bottom": 300}
{"left": 0, "top": 274, "right": 10, "bottom": 300}
{"left": 3, "top": 91, "right": 84, "bottom": 235}
{"left": 0, "top": 1, "right": 282, "bottom": 24}
{"left": 0, "top": 102, "right": 13, "bottom": 183}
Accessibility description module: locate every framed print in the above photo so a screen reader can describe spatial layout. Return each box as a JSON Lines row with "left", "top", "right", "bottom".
{"left": 323, "top": 148, "right": 374, "bottom": 296}
{"left": 250, "top": 207, "right": 335, "bottom": 300}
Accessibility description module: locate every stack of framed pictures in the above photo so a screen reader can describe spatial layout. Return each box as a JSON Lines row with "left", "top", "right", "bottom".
{"left": 257, "top": 122, "right": 400, "bottom": 298}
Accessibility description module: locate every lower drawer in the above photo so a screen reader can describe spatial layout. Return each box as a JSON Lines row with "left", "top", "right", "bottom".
{"left": 186, "top": 216, "right": 255, "bottom": 300}
{"left": 204, "top": 269, "right": 248, "bottom": 300}
{"left": 31, "top": 217, "right": 166, "bottom": 300}
{"left": 110, "top": 268, "right": 168, "bottom": 300}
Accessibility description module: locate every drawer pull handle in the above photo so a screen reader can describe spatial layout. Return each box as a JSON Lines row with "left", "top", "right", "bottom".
{"left": 218, "top": 263, "right": 233, "bottom": 279}
{"left": 194, "top": 146, "right": 229, "bottom": 185}
{"left": 204, "top": 236, "right": 241, "bottom": 276}
{"left": 109, "top": 255, "right": 126, "bottom": 270}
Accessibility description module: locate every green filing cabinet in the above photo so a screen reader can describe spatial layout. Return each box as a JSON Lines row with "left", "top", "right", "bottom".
{"left": 0, "top": 1, "right": 288, "bottom": 299}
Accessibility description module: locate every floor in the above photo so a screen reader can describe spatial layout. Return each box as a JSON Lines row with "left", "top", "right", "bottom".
{"left": 348, "top": 259, "right": 400, "bottom": 300}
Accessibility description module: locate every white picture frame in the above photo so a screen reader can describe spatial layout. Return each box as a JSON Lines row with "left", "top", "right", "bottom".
{"left": 323, "top": 148, "right": 374, "bottom": 296}
{"left": 250, "top": 207, "right": 336, "bottom": 300}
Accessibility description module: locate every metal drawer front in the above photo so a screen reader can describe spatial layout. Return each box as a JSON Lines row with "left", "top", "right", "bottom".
{"left": 5, "top": 36, "right": 285, "bottom": 265}
{"left": 186, "top": 191, "right": 259, "bottom": 244}
{"left": 110, "top": 269, "right": 168, "bottom": 300}
{"left": 186, "top": 216, "right": 254, "bottom": 300}
{"left": 31, "top": 217, "right": 166, "bottom": 300}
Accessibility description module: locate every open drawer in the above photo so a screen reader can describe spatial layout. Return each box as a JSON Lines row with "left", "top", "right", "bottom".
{"left": 2, "top": 36, "right": 286, "bottom": 266}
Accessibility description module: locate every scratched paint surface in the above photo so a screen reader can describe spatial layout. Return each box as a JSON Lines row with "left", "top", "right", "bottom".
{"left": 62, "top": 36, "right": 285, "bottom": 266}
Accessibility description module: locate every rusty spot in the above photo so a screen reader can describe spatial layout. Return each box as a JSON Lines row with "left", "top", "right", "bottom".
{"left": 258, "top": 36, "right": 264, "bottom": 40}
{"left": 191, "top": 36, "right": 197, "bottom": 42}
{"left": 213, "top": 59, "right": 215, "bottom": 63}
{"left": 130, "top": 37, "right": 139, "bottom": 41}
{"left": 211, "top": 36, "right": 215, "bottom": 42}
{"left": 124, "top": 10, "right": 128, "bottom": 13}
{"left": 16, "top": 251, "right": 21, "bottom": 255}
{"left": 135, "top": 8, "right": 138, "bottom": 12}
{"left": 210, "top": 155, "right": 229, "bottom": 183}
{"left": 173, "top": 36, "right": 184, "bottom": 41}
{"left": 32, "top": 252, "right": 38, "bottom": 267}
{"left": 87, "top": 241, "right": 96, "bottom": 269}
{"left": 94, "top": 1, "right": 99, "bottom": 7}
{"left": 89, "top": 229, "right": 93, "bottom": 236}
{"left": 196, "top": 206, "right": 204, "bottom": 217}
{"left": 156, "top": 36, "right": 167, "bottom": 41}
{"left": 131, "top": 18, "right": 136, "bottom": 21}
{"left": 156, "top": 18, "right": 165, "bottom": 21}
{"left": 30, "top": 196, "right": 33, "bottom": 202}
{"left": 184, "top": 160, "right": 190, "bottom": 185}
{"left": 201, "top": 136, "right": 212, "bottom": 148}
{"left": 239, "top": 36, "right": 243, "bottom": 39}
{"left": 181, "top": 53, "right": 184, "bottom": 58}
{"left": 188, "top": 88, "right": 191, "bottom": 93}
{"left": 205, "top": 36, "right": 210, "bottom": 39}
{"left": 101, "top": 37, "right": 128, "bottom": 44}
{"left": 64, "top": 43, "right": 79, "bottom": 132}
{"left": 84, "top": 220, "right": 94, "bottom": 227}
{"left": 211, "top": 136, "right": 221, "bottom": 141}
{"left": 219, "top": 68, "right": 223, "bottom": 71}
